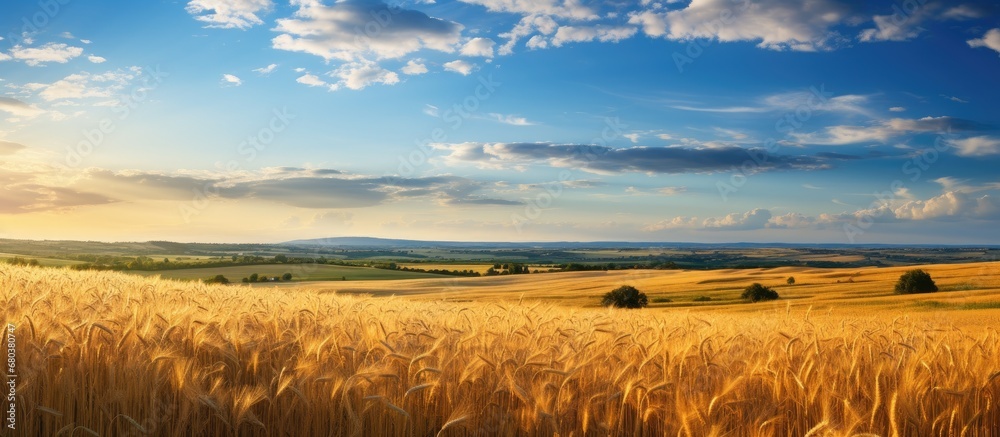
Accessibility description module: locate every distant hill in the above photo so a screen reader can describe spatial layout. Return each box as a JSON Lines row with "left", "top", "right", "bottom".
{"left": 280, "top": 236, "right": 995, "bottom": 250}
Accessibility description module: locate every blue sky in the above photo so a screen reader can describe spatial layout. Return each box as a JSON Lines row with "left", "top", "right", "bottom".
{"left": 1, "top": 0, "right": 999, "bottom": 244}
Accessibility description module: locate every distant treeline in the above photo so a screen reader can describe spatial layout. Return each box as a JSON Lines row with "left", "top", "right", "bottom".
{"left": 69, "top": 254, "right": 332, "bottom": 271}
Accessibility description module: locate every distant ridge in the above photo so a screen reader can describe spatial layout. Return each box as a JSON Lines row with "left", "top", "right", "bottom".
{"left": 280, "top": 237, "right": 1000, "bottom": 250}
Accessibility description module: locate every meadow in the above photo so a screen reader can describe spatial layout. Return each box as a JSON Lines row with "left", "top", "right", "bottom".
{"left": 3, "top": 263, "right": 1000, "bottom": 436}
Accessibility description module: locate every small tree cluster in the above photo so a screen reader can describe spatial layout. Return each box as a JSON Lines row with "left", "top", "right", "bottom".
{"left": 742, "top": 283, "right": 779, "bottom": 303}
{"left": 601, "top": 285, "right": 648, "bottom": 309}
{"left": 895, "top": 269, "right": 938, "bottom": 294}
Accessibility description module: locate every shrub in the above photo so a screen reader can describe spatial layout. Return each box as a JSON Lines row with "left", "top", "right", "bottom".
{"left": 742, "top": 283, "right": 779, "bottom": 303}
{"left": 281, "top": 273, "right": 293, "bottom": 281}
{"left": 601, "top": 285, "right": 648, "bottom": 309}
{"left": 895, "top": 269, "right": 938, "bottom": 294}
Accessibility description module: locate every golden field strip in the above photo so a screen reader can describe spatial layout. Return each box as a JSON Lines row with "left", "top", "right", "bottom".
{"left": 3, "top": 263, "right": 1000, "bottom": 436}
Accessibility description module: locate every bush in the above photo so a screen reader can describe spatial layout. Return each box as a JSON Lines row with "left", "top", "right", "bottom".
{"left": 741, "top": 283, "right": 779, "bottom": 303}
{"left": 281, "top": 273, "right": 292, "bottom": 281}
{"left": 895, "top": 269, "right": 938, "bottom": 294}
{"left": 601, "top": 285, "right": 648, "bottom": 309}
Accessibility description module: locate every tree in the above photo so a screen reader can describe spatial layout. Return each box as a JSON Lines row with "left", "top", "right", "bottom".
{"left": 601, "top": 285, "right": 648, "bottom": 309}
{"left": 742, "top": 283, "right": 779, "bottom": 303}
{"left": 204, "top": 275, "right": 230, "bottom": 285}
{"left": 273, "top": 254, "right": 288, "bottom": 263}
{"left": 281, "top": 273, "right": 292, "bottom": 281}
{"left": 249, "top": 273, "right": 259, "bottom": 282}
{"left": 895, "top": 269, "right": 938, "bottom": 294}
{"left": 786, "top": 276, "right": 795, "bottom": 285}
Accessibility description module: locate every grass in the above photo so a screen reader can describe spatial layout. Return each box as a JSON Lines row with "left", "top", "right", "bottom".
{"left": 5, "top": 264, "right": 1000, "bottom": 436}
{"left": 123, "top": 263, "right": 449, "bottom": 282}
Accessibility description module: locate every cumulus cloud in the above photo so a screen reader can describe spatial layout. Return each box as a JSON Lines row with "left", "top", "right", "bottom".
{"left": 458, "top": 0, "right": 598, "bottom": 21}
{"left": 892, "top": 191, "right": 1000, "bottom": 221}
{"left": 10, "top": 43, "right": 84, "bottom": 66}
{"left": 433, "top": 142, "right": 827, "bottom": 175}
{"left": 296, "top": 73, "right": 328, "bottom": 87}
{"left": 221, "top": 73, "right": 243, "bottom": 86}
{"left": 549, "top": 25, "right": 637, "bottom": 47}
{"left": 630, "top": 0, "right": 858, "bottom": 51}
{"left": 703, "top": 208, "right": 773, "bottom": 230}
{"left": 496, "top": 15, "right": 559, "bottom": 55}
{"left": 272, "top": 0, "right": 463, "bottom": 62}
{"left": 443, "top": 59, "right": 475, "bottom": 75}
{"left": 186, "top": 0, "right": 272, "bottom": 29}
{"left": 328, "top": 61, "right": 400, "bottom": 90}
{"left": 253, "top": 63, "right": 278, "bottom": 75}
{"left": 460, "top": 37, "right": 495, "bottom": 57}
{"left": 24, "top": 68, "right": 143, "bottom": 101}
{"left": 87, "top": 55, "right": 106, "bottom": 63}
{"left": 402, "top": 59, "right": 429, "bottom": 75}
{"left": 968, "top": 28, "right": 1000, "bottom": 56}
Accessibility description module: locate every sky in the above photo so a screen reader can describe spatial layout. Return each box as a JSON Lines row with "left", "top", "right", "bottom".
{"left": 1, "top": 0, "right": 999, "bottom": 244}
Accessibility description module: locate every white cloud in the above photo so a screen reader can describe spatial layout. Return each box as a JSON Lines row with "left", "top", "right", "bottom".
{"left": 968, "top": 28, "right": 1000, "bottom": 56}
{"left": 793, "top": 116, "right": 986, "bottom": 145}
{"left": 253, "top": 63, "right": 278, "bottom": 75}
{"left": 26, "top": 68, "right": 142, "bottom": 101}
{"left": 948, "top": 136, "right": 1000, "bottom": 157}
{"left": 703, "top": 208, "right": 772, "bottom": 230}
{"left": 497, "top": 15, "right": 558, "bottom": 55}
{"left": 623, "top": 133, "right": 641, "bottom": 143}
{"left": 460, "top": 37, "right": 495, "bottom": 57}
{"left": 630, "top": 0, "right": 857, "bottom": 51}
{"left": 222, "top": 74, "right": 243, "bottom": 86}
{"left": 10, "top": 43, "right": 84, "bottom": 66}
{"left": 87, "top": 55, "right": 106, "bottom": 64}
{"left": 401, "top": 59, "right": 428, "bottom": 75}
{"left": 893, "top": 191, "right": 1000, "bottom": 221}
{"left": 295, "top": 73, "right": 328, "bottom": 87}
{"left": 329, "top": 61, "right": 400, "bottom": 90}
{"left": 488, "top": 113, "right": 534, "bottom": 126}
{"left": 272, "top": 0, "right": 463, "bottom": 62}
{"left": 422, "top": 104, "right": 439, "bottom": 117}
{"left": 550, "top": 25, "right": 637, "bottom": 47}
{"left": 443, "top": 60, "right": 475, "bottom": 75}
{"left": 458, "top": 0, "right": 598, "bottom": 21}
{"left": 186, "top": 0, "right": 272, "bottom": 29}
{"left": 889, "top": 106, "right": 906, "bottom": 112}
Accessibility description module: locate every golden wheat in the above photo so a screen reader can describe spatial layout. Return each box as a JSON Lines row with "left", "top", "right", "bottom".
{"left": 2, "top": 264, "right": 999, "bottom": 436}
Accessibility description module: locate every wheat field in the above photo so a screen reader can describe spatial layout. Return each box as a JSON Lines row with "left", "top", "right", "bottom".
{"left": 3, "top": 263, "right": 1000, "bottom": 436}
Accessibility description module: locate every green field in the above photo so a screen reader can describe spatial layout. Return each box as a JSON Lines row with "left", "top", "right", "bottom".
{"left": 0, "top": 252, "right": 86, "bottom": 267}
{"left": 125, "top": 263, "right": 448, "bottom": 282}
